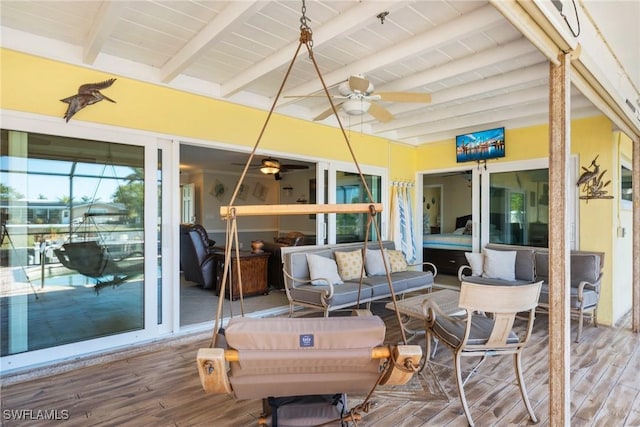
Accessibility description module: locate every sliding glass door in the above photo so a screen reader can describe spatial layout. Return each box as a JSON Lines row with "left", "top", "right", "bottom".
{"left": 487, "top": 169, "right": 548, "bottom": 246}
{"left": 483, "top": 159, "right": 576, "bottom": 248}
{"left": 1, "top": 122, "right": 173, "bottom": 371}
{"left": 1, "top": 131, "right": 145, "bottom": 356}
{"left": 318, "top": 164, "right": 385, "bottom": 245}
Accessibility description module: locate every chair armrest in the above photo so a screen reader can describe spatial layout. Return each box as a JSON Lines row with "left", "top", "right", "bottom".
{"left": 282, "top": 268, "right": 335, "bottom": 300}
{"left": 408, "top": 261, "right": 437, "bottom": 278}
{"left": 421, "top": 299, "right": 468, "bottom": 327}
{"left": 577, "top": 276, "right": 601, "bottom": 303}
{"left": 458, "top": 265, "right": 472, "bottom": 281}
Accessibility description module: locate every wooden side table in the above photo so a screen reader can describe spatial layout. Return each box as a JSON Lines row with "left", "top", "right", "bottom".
{"left": 215, "top": 251, "right": 270, "bottom": 300}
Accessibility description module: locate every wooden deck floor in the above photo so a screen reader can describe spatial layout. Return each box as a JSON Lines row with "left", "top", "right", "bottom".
{"left": 1, "top": 305, "right": 639, "bottom": 426}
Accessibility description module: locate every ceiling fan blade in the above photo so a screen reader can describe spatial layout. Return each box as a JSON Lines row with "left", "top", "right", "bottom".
{"left": 349, "top": 75, "right": 370, "bottom": 93}
{"left": 283, "top": 95, "right": 331, "bottom": 98}
{"left": 281, "top": 164, "right": 310, "bottom": 171}
{"left": 368, "top": 102, "right": 394, "bottom": 123}
{"left": 232, "top": 162, "right": 260, "bottom": 167}
{"left": 313, "top": 102, "right": 344, "bottom": 121}
{"left": 377, "top": 92, "right": 432, "bottom": 103}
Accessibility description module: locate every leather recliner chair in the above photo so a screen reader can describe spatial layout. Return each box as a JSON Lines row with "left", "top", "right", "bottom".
{"left": 180, "top": 223, "right": 218, "bottom": 290}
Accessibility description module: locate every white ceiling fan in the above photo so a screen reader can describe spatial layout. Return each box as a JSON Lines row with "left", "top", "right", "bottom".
{"left": 312, "top": 75, "right": 432, "bottom": 123}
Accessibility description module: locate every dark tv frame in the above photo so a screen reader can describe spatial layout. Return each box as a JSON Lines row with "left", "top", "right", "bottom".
{"left": 456, "top": 127, "right": 505, "bottom": 163}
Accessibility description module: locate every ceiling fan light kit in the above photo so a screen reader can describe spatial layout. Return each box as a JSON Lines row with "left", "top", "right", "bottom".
{"left": 311, "top": 74, "right": 431, "bottom": 122}
{"left": 260, "top": 165, "right": 279, "bottom": 174}
{"left": 343, "top": 99, "right": 371, "bottom": 115}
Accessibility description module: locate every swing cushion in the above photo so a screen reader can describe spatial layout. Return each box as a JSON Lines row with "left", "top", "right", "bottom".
{"left": 224, "top": 316, "right": 386, "bottom": 400}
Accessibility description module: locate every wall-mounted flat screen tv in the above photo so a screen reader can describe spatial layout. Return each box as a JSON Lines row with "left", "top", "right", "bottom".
{"left": 456, "top": 127, "right": 505, "bottom": 163}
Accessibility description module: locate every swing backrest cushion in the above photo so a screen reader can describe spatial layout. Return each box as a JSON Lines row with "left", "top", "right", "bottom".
{"left": 224, "top": 316, "right": 386, "bottom": 399}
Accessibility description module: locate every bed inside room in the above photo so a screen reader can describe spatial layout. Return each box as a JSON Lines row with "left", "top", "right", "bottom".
{"left": 423, "top": 214, "right": 472, "bottom": 276}
{"left": 422, "top": 171, "right": 474, "bottom": 276}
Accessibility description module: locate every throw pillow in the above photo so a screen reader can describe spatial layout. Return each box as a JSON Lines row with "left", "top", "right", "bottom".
{"left": 364, "top": 248, "right": 391, "bottom": 276}
{"left": 387, "top": 250, "right": 408, "bottom": 272}
{"left": 482, "top": 248, "right": 516, "bottom": 281}
{"left": 464, "top": 252, "right": 484, "bottom": 276}
{"left": 334, "top": 249, "right": 366, "bottom": 281}
{"left": 306, "top": 253, "right": 344, "bottom": 286}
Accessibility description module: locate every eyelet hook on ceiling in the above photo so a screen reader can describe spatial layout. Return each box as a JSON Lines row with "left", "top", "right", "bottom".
{"left": 377, "top": 11, "right": 389, "bottom": 25}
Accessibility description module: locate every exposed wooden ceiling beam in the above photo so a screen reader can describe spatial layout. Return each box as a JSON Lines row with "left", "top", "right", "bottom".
{"left": 400, "top": 96, "right": 594, "bottom": 140}
{"left": 83, "top": 1, "right": 126, "bottom": 64}
{"left": 160, "top": 1, "right": 264, "bottom": 83}
{"left": 379, "top": 37, "right": 538, "bottom": 93}
{"left": 281, "top": 3, "right": 504, "bottom": 102}
{"left": 410, "top": 105, "right": 600, "bottom": 144}
{"left": 220, "top": 1, "right": 399, "bottom": 98}
{"left": 373, "top": 62, "right": 550, "bottom": 132}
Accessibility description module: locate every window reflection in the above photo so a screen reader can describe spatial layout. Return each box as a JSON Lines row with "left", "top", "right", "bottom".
{"left": 0, "top": 130, "right": 145, "bottom": 356}
{"left": 489, "top": 169, "right": 549, "bottom": 247}
{"left": 335, "top": 172, "right": 381, "bottom": 243}
{"left": 621, "top": 165, "right": 632, "bottom": 204}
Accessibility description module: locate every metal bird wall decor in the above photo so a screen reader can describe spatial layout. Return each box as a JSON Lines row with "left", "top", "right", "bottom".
{"left": 576, "top": 155, "right": 613, "bottom": 201}
{"left": 60, "top": 78, "right": 116, "bottom": 122}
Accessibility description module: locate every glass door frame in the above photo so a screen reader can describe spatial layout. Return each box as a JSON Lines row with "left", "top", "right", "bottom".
{"left": 1, "top": 111, "right": 174, "bottom": 372}
{"left": 480, "top": 156, "right": 578, "bottom": 249}
{"left": 315, "top": 161, "right": 388, "bottom": 245}
{"left": 417, "top": 166, "right": 481, "bottom": 255}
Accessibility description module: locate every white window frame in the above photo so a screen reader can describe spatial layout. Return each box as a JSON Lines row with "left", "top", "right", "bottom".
{"left": 0, "top": 110, "right": 173, "bottom": 373}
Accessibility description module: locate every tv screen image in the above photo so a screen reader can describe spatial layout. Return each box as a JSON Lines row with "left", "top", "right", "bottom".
{"left": 456, "top": 127, "right": 505, "bottom": 162}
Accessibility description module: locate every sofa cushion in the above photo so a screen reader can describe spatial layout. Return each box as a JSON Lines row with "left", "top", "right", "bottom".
{"left": 464, "top": 252, "right": 484, "bottom": 276}
{"left": 570, "top": 253, "right": 601, "bottom": 287}
{"left": 534, "top": 252, "right": 549, "bottom": 283}
{"left": 535, "top": 252, "right": 601, "bottom": 288}
{"left": 387, "top": 250, "right": 408, "bottom": 272}
{"left": 286, "top": 249, "right": 333, "bottom": 286}
{"left": 485, "top": 244, "right": 536, "bottom": 282}
{"left": 354, "top": 270, "right": 433, "bottom": 297}
{"left": 334, "top": 249, "right": 366, "bottom": 281}
{"left": 306, "top": 253, "right": 343, "bottom": 286}
{"left": 538, "top": 283, "right": 599, "bottom": 309}
{"left": 364, "top": 249, "right": 390, "bottom": 276}
{"left": 289, "top": 282, "right": 373, "bottom": 307}
{"left": 482, "top": 248, "right": 516, "bottom": 281}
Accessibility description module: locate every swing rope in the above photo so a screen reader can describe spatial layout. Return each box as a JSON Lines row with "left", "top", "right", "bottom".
{"left": 210, "top": 0, "right": 409, "bottom": 348}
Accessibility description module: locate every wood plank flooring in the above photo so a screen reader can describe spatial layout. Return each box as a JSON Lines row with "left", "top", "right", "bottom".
{"left": 1, "top": 303, "right": 639, "bottom": 426}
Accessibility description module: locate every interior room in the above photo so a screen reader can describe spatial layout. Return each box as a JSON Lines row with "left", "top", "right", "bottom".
{"left": 178, "top": 144, "right": 317, "bottom": 325}
{"left": 1, "top": 0, "right": 638, "bottom": 425}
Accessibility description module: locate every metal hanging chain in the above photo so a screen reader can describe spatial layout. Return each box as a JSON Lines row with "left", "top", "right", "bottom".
{"left": 299, "top": 0, "right": 313, "bottom": 51}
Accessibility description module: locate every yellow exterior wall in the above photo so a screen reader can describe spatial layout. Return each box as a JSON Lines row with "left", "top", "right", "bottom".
{"left": 0, "top": 49, "right": 389, "bottom": 170}
{"left": 1, "top": 49, "right": 626, "bottom": 325}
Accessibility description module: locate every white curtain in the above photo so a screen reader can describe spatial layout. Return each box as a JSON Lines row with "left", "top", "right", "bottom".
{"left": 391, "top": 182, "right": 417, "bottom": 264}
